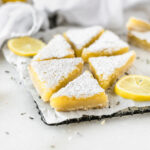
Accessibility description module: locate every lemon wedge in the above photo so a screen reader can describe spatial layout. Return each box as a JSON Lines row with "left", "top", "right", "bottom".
{"left": 115, "top": 75, "right": 150, "bottom": 101}
{"left": 7, "top": 36, "right": 46, "bottom": 57}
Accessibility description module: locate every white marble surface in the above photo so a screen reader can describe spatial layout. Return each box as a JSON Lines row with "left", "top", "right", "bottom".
{"left": 0, "top": 50, "right": 150, "bottom": 150}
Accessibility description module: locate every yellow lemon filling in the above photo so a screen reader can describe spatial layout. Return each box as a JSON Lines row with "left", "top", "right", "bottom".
{"left": 127, "top": 17, "right": 150, "bottom": 32}
{"left": 127, "top": 17, "right": 150, "bottom": 50}
{"left": 63, "top": 26, "right": 104, "bottom": 57}
{"left": 50, "top": 71, "right": 107, "bottom": 111}
{"left": 128, "top": 31, "right": 150, "bottom": 51}
{"left": 89, "top": 51, "right": 136, "bottom": 89}
{"left": 51, "top": 93, "right": 107, "bottom": 112}
{"left": 82, "top": 31, "right": 129, "bottom": 62}
{"left": 82, "top": 47, "right": 129, "bottom": 62}
{"left": 33, "top": 34, "right": 75, "bottom": 61}
{"left": 28, "top": 58, "right": 83, "bottom": 102}
{"left": 64, "top": 31, "right": 103, "bottom": 57}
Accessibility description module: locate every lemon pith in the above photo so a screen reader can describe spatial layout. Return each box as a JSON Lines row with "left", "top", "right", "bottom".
{"left": 115, "top": 75, "right": 150, "bottom": 101}
{"left": 7, "top": 36, "right": 46, "bottom": 57}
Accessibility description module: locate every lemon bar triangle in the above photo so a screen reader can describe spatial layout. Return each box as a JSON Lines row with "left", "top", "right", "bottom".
{"left": 29, "top": 58, "right": 84, "bottom": 102}
{"left": 82, "top": 31, "right": 129, "bottom": 62}
{"left": 88, "top": 51, "right": 136, "bottom": 89}
{"left": 127, "top": 17, "right": 150, "bottom": 32}
{"left": 50, "top": 71, "right": 108, "bottom": 111}
{"left": 33, "top": 35, "right": 74, "bottom": 61}
{"left": 128, "top": 30, "right": 150, "bottom": 51}
{"left": 64, "top": 26, "right": 104, "bottom": 57}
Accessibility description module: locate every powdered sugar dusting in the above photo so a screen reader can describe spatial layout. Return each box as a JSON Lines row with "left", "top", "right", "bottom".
{"left": 65, "top": 26, "right": 104, "bottom": 50}
{"left": 30, "top": 58, "right": 83, "bottom": 88}
{"left": 33, "top": 35, "right": 74, "bottom": 60}
{"left": 85, "top": 31, "right": 129, "bottom": 53}
{"left": 89, "top": 51, "right": 135, "bottom": 79}
{"left": 131, "top": 31, "right": 150, "bottom": 43}
{"left": 51, "top": 71, "right": 104, "bottom": 98}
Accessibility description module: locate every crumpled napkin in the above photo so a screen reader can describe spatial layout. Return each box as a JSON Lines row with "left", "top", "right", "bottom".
{"left": 33, "top": 0, "right": 150, "bottom": 29}
{"left": 0, "top": 2, "right": 49, "bottom": 47}
{"left": 0, "top": 0, "right": 150, "bottom": 48}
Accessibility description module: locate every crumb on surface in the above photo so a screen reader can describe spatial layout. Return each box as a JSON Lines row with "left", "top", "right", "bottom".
{"left": 4, "top": 70, "right": 10, "bottom": 73}
{"left": 116, "top": 101, "right": 120, "bottom": 105}
{"left": 29, "top": 116, "right": 34, "bottom": 120}
{"left": 100, "top": 119, "right": 106, "bottom": 125}
{"left": 10, "top": 76, "right": 15, "bottom": 80}
{"left": 50, "top": 145, "right": 55, "bottom": 148}
{"left": 146, "top": 59, "right": 150, "bottom": 64}
{"left": 5, "top": 131, "right": 10, "bottom": 135}
{"left": 76, "top": 131, "right": 82, "bottom": 137}
{"left": 21, "top": 62, "right": 26, "bottom": 65}
{"left": 20, "top": 112, "right": 26, "bottom": 116}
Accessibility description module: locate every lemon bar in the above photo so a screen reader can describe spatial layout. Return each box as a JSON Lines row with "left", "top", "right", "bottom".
{"left": 64, "top": 26, "right": 104, "bottom": 57}
{"left": 88, "top": 51, "right": 136, "bottom": 89}
{"left": 33, "top": 35, "right": 74, "bottom": 61}
{"left": 127, "top": 17, "right": 150, "bottom": 32}
{"left": 29, "top": 58, "right": 83, "bottom": 102}
{"left": 82, "top": 31, "right": 129, "bottom": 62}
{"left": 50, "top": 71, "right": 108, "bottom": 111}
{"left": 128, "top": 31, "right": 150, "bottom": 51}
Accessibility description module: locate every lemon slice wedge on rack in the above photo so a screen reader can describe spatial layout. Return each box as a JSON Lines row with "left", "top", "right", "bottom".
{"left": 115, "top": 75, "right": 150, "bottom": 101}
{"left": 7, "top": 36, "right": 46, "bottom": 57}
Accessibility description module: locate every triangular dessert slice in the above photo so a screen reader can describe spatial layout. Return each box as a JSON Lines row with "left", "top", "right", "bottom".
{"left": 64, "top": 26, "right": 104, "bottom": 57}
{"left": 82, "top": 31, "right": 129, "bottom": 62}
{"left": 50, "top": 71, "right": 108, "bottom": 111}
{"left": 127, "top": 17, "right": 150, "bottom": 32}
{"left": 88, "top": 51, "right": 136, "bottom": 89}
{"left": 33, "top": 34, "right": 74, "bottom": 61}
{"left": 128, "top": 30, "right": 150, "bottom": 51}
{"left": 29, "top": 58, "right": 83, "bottom": 102}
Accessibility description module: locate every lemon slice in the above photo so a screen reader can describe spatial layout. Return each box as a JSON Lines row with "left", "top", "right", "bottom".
{"left": 115, "top": 75, "right": 150, "bottom": 101}
{"left": 3, "top": 0, "right": 26, "bottom": 3}
{"left": 7, "top": 36, "right": 46, "bottom": 57}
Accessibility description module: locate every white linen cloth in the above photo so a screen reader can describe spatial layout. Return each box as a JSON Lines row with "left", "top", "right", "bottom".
{"left": 0, "top": 2, "right": 48, "bottom": 47}
{"left": 33, "top": 0, "right": 150, "bottom": 29}
{"left": 0, "top": 0, "right": 150, "bottom": 47}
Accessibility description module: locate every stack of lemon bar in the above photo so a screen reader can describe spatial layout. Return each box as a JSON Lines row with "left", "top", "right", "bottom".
{"left": 29, "top": 26, "right": 136, "bottom": 112}
{"left": 127, "top": 17, "right": 150, "bottom": 50}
